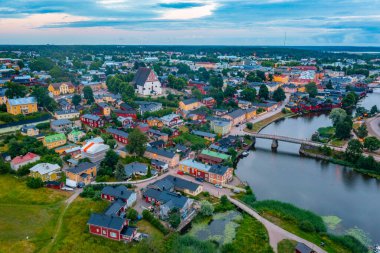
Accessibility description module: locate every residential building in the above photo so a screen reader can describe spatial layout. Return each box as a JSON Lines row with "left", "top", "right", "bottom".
{"left": 50, "top": 119, "right": 74, "bottom": 132}
{"left": 135, "top": 101, "right": 162, "bottom": 114}
{"left": 148, "top": 175, "right": 203, "bottom": 196}
{"left": 132, "top": 67, "right": 162, "bottom": 96}
{"left": 144, "top": 147, "right": 179, "bottom": 168}
{"left": 147, "top": 129, "right": 169, "bottom": 142}
{"left": 160, "top": 113, "right": 183, "bottom": 127}
{"left": 191, "top": 130, "right": 216, "bottom": 142}
{"left": 65, "top": 162, "right": 97, "bottom": 186}
{"left": 87, "top": 213, "right": 136, "bottom": 242}
{"left": 43, "top": 133, "right": 67, "bottom": 149}
{"left": 101, "top": 185, "right": 137, "bottom": 207}
{"left": 179, "top": 98, "right": 201, "bottom": 111}
{"left": 55, "top": 144, "right": 79, "bottom": 155}
{"left": 29, "top": 163, "right": 61, "bottom": 182}
{"left": 81, "top": 142, "right": 110, "bottom": 163}
{"left": 20, "top": 125, "right": 39, "bottom": 136}
{"left": 48, "top": 82, "right": 75, "bottom": 96}
{"left": 151, "top": 159, "right": 169, "bottom": 173}
{"left": 202, "top": 97, "right": 216, "bottom": 108}
{"left": 295, "top": 242, "right": 316, "bottom": 253}
{"left": 6, "top": 97, "right": 38, "bottom": 115}
{"left": 222, "top": 109, "right": 246, "bottom": 126}
{"left": 210, "top": 119, "right": 232, "bottom": 136}
{"left": 198, "top": 149, "right": 231, "bottom": 165}
{"left": 244, "top": 107, "right": 257, "bottom": 121}
{"left": 123, "top": 162, "right": 152, "bottom": 178}
{"left": 106, "top": 128, "right": 129, "bottom": 144}
{"left": 178, "top": 159, "right": 233, "bottom": 185}
{"left": 97, "top": 102, "right": 111, "bottom": 117}
{"left": 10, "top": 152, "right": 41, "bottom": 170}
{"left": 80, "top": 114, "right": 104, "bottom": 128}
{"left": 68, "top": 130, "right": 85, "bottom": 143}
{"left": 117, "top": 116, "right": 135, "bottom": 127}
{"left": 0, "top": 87, "right": 7, "bottom": 104}
{"left": 54, "top": 109, "right": 80, "bottom": 120}
{"left": 146, "top": 117, "right": 163, "bottom": 128}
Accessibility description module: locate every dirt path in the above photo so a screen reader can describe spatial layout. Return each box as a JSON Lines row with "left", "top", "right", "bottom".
{"left": 38, "top": 189, "right": 82, "bottom": 253}
{"left": 228, "top": 197, "right": 327, "bottom": 253}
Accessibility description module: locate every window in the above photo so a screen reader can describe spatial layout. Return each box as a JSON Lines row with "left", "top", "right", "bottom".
{"left": 110, "top": 232, "right": 117, "bottom": 238}
{"left": 102, "top": 229, "right": 106, "bottom": 235}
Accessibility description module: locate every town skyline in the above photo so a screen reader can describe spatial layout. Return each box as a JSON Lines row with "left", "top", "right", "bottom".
{"left": 1, "top": 0, "right": 380, "bottom": 46}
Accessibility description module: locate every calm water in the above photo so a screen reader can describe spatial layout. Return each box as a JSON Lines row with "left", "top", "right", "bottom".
{"left": 236, "top": 89, "right": 380, "bottom": 243}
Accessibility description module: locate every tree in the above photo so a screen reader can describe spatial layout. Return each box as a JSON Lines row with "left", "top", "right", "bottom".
{"left": 101, "top": 150, "right": 119, "bottom": 170}
{"left": 147, "top": 166, "right": 152, "bottom": 178}
{"left": 370, "top": 105, "right": 378, "bottom": 115}
{"left": 29, "top": 57, "right": 54, "bottom": 71}
{"left": 72, "top": 94, "right": 82, "bottom": 106}
{"left": 346, "top": 139, "right": 363, "bottom": 161}
{"left": 335, "top": 121, "right": 352, "bottom": 139}
{"left": 0, "top": 159, "right": 11, "bottom": 174}
{"left": 209, "top": 75, "right": 224, "bottom": 88}
{"left": 305, "top": 82, "right": 318, "bottom": 98}
{"left": 5, "top": 82, "right": 27, "bottom": 99}
{"left": 168, "top": 75, "right": 187, "bottom": 90}
{"left": 200, "top": 200, "right": 214, "bottom": 216}
{"left": 223, "top": 86, "right": 236, "bottom": 98}
{"left": 168, "top": 209, "right": 181, "bottom": 229}
{"left": 326, "top": 80, "right": 333, "bottom": 89}
{"left": 329, "top": 108, "right": 347, "bottom": 127}
{"left": 126, "top": 128, "right": 148, "bottom": 156}
{"left": 258, "top": 84, "right": 269, "bottom": 100}
{"left": 256, "top": 70, "right": 266, "bottom": 81}
{"left": 356, "top": 125, "right": 368, "bottom": 139}
{"left": 192, "top": 89, "right": 203, "bottom": 100}
{"left": 342, "top": 92, "right": 358, "bottom": 108}
{"left": 26, "top": 177, "right": 44, "bottom": 189}
{"left": 83, "top": 86, "right": 94, "bottom": 104}
{"left": 32, "top": 86, "right": 57, "bottom": 111}
{"left": 364, "top": 137, "right": 380, "bottom": 152}
{"left": 115, "top": 163, "right": 126, "bottom": 180}
{"left": 127, "top": 209, "right": 139, "bottom": 220}
{"left": 246, "top": 122, "right": 253, "bottom": 130}
{"left": 49, "top": 65, "right": 69, "bottom": 82}
{"left": 272, "top": 87, "right": 286, "bottom": 102}
{"left": 241, "top": 88, "right": 256, "bottom": 102}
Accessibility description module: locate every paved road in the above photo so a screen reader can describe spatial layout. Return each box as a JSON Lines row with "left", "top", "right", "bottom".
{"left": 366, "top": 115, "right": 380, "bottom": 139}
{"left": 228, "top": 197, "right": 327, "bottom": 253}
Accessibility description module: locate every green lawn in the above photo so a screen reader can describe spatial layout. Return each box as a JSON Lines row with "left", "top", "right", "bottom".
{"left": 0, "top": 175, "right": 69, "bottom": 253}
{"left": 246, "top": 112, "right": 293, "bottom": 133}
{"left": 317, "top": 126, "right": 335, "bottom": 138}
{"left": 329, "top": 139, "right": 346, "bottom": 147}
{"left": 278, "top": 239, "right": 297, "bottom": 253}
{"left": 50, "top": 197, "right": 166, "bottom": 253}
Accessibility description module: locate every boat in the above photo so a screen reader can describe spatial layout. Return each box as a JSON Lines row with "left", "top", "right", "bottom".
{"left": 241, "top": 151, "right": 249, "bottom": 157}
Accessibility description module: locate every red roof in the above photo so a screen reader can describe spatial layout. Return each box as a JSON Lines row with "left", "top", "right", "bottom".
{"left": 11, "top": 152, "right": 40, "bottom": 165}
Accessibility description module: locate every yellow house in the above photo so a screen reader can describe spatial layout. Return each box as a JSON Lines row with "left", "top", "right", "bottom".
{"left": 0, "top": 88, "right": 7, "bottom": 105}
{"left": 48, "top": 82, "right": 75, "bottom": 96}
{"left": 179, "top": 98, "right": 201, "bottom": 111}
{"left": 65, "top": 162, "right": 97, "bottom": 185}
{"left": 29, "top": 163, "right": 61, "bottom": 182}
{"left": 273, "top": 75, "right": 289, "bottom": 84}
{"left": 244, "top": 107, "right": 257, "bottom": 121}
{"left": 6, "top": 97, "right": 38, "bottom": 115}
{"left": 43, "top": 133, "right": 67, "bottom": 149}
{"left": 147, "top": 117, "right": 164, "bottom": 128}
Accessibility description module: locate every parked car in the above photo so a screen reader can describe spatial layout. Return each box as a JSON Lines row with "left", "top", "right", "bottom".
{"left": 195, "top": 177, "right": 204, "bottom": 182}
{"left": 177, "top": 171, "right": 184, "bottom": 175}
{"left": 215, "top": 184, "right": 223, "bottom": 189}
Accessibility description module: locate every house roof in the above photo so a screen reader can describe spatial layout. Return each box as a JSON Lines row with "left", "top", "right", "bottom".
{"left": 81, "top": 142, "right": 109, "bottom": 154}
{"left": 121, "top": 226, "right": 137, "bottom": 237}
{"left": 146, "top": 147, "right": 176, "bottom": 159}
{"left": 104, "top": 199, "right": 125, "bottom": 216}
{"left": 81, "top": 114, "right": 102, "bottom": 121}
{"left": 51, "top": 82, "right": 74, "bottom": 89}
{"left": 227, "top": 109, "right": 245, "bottom": 119}
{"left": 182, "top": 98, "right": 199, "bottom": 105}
{"left": 106, "top": 128, "right": 129, "bottom": 139}
{"left": 295, "top": 242, "right": 315, "bottom": 253}
{"left": 133, "top": 67, "right": 155, "bottom": 86}
{"left": 11, "top": 152, "right": 40, "bottom": 165}
{"left": 180, "top": 159, "right": 211, "bottom": 172}
{"left": 87, "top": 213, "right": 125, "bottom": 230}
{"left": 124, "top": 162, "right": 148, "bottom": 177}
{"left": 66, "top": 162, "right": 96, "bottom": 174}
{"left": 151, "top": 175, "right": 201, "bottom": 192}
{"left": 51, "top": 119, "right": 72, "bottom": 127}
{"left": 201, "top": 149, "right": 230, "bottom": 160}
{"left": 209, "top": 164, "right": 230, "bottom": 176}
{"left": 44, "top": 133, "right": 66, "bottom": 143}
{"left": 144, "top": 188, "right": 189, "bottom": 210}
{"left": 102, "top": 185, "right": 134, "bottom": 200}
{"left": 30, "top": 163, "right": 60, "bottom": 175}
{"left": 55, "top": 109, "right": 79, "bottom": 115}
{"left": 8, "top": 97, "right": 37, "bottom": 106}
{"left": 191, "top": 130, "right": 216, "bottom": 139}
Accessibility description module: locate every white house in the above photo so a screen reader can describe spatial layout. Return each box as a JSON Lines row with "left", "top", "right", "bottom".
{"left": 132, "top": 67, "right": 162, "bottom": 96}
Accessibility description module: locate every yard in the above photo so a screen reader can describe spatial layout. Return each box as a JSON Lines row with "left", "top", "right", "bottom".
{"left": 245, "top": 111, "right": 293, "bottom": 133}
{"left": 0, "top": 175, "right": 69, "bottom": 253}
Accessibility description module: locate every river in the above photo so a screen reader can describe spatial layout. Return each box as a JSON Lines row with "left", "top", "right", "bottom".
{"left": 236, "top": 88, "right": 380, "bottom": 244}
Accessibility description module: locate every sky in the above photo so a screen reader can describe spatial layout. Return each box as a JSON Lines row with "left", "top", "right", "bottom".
{"left": 0, "top": 0, "right": 380, "bottom": 45}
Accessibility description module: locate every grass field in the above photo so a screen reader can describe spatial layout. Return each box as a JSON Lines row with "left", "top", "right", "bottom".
{"left": 50, "top": 197, "right": 166, "bottom": 253}
{"left": 246, "top": 111, "right": 293, "bottom": 133}
{"left": 278, "top": 239, "right": 297, "bottom": 253}
{"left": 0, "top": 175, "right": 69, "bottom": 253}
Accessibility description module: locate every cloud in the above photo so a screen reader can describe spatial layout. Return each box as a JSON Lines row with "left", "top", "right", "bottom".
{"left": 158, "top": 2, "right": 205, "bottom": 8}
{"left": 157, "top": 2, "right": 219, "bottom": 20}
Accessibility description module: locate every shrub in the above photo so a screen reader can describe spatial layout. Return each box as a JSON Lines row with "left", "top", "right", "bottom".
{"left": 299, "top": 220, "right": 315, "bottom": 233}
{"left": 246, "top": 122, "right": 253, "bottom": 130}
{"left": 328, "top": 234, "right": 368, "bottom": 253}
{"left": 142, "top": 210, "right": 169, "bottom": 235}
{"left": 127, "top": 208, "right": 138, "bottom": 221}
{"left": 26, "top": 177, "right": 44, "bottom": 189}
{"left": 200, "top": 200, "right": 214, "bottom": 216}
{"left": 215, "top": 195, "right": 235, "bottom": 212}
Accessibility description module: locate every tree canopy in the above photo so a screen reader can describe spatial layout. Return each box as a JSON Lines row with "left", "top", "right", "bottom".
{"left": 126, "top": 128, "right": 148, "bottom": 156}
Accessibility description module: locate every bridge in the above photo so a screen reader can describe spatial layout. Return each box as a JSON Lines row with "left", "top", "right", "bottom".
{"left": 245, "top": 132, "right": 344, "bottom": 151}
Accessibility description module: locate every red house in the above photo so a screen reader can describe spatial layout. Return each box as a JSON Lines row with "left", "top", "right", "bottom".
{"left": 87, "top": 213, "right": 137, "bottom": 242}
{"left": 202, "top": 97, "right": 216, "bottom": 108}
{"left": 81, "top": 114, "right": 104, "bottom": 128}
{"left": 106, "top": 128, "right": 129, "bottom": 144}
{"left": 113, "top": 109, "right": 137, "bottom": 119}
{"left": 188, "top": 80, "right": 207, "bottom": 95}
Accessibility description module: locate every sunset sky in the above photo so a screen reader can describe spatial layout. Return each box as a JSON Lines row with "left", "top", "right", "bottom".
{"left": 1, "top": 0, "right": 380, "bottom": 45}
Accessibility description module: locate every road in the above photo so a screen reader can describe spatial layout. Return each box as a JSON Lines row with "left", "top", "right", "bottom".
{"left": 228, "top": 197, "right": 327, "bottom": 253}
{"left": 366, "top": 114, "right": 380, "bottom": 139}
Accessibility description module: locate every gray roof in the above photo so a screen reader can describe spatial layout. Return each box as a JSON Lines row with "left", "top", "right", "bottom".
{"left": 124, "top": 162, "right": 148, "bottom": 177}
{"left": 121, "top": 226, "right": 137, "bottom": 236}
{"left": 106, "top": 128, "right": 129, "bottom": 138}
{"left": 101, "top": 185, "right": 134, "bottom": 200}
{"left": 209, "top": 164, "right": 229, "bottom": 176}
{"left": 191, "top": 130, "right": 216, "bottom": 139}
{"left": 151, "top": 175, "right": 201, "bottom": 192}
{"left": 66, "top": 162, "right": 96, "bottom": 174}
{"left": 227, "top": 109, "right": 245, "bottom": 119}
{"left": 104, "top": 199, "right": 125, "bottom": 216}
{"left": 182, "top": 98, "right": 199, "bottom": 105}
{"left": 51, "top": 119, "right": 72, "bottom": 126}
{"left": 87, "top": 213, "right": 125, "bottom": 230}
{"left": 55, "top": 109, "right": 79, "bottom": 115}
{"left": 146, "top": 147, "right": 175, "bottom": 159}
{"left": 8, "top": 97, "right": 37, "bottom": 106}
{"left": 143, "top": 188, "right": 189, "bottom": 210}
{"left": 133, "top": 67, "right": 154, "bottom": 86}
{"left": 81, "top": 114, "right": 102, "bottom": 121}
{"left": 295, "top": 242, "right": 314, "bottom": 253}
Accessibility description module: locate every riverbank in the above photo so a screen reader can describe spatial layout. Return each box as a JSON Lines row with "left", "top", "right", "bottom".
{"left": 245, "top": 111, "right": 295, "bottom": 133}
{"left": 299, "top": 146, "right": 380, "bottom": 179}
